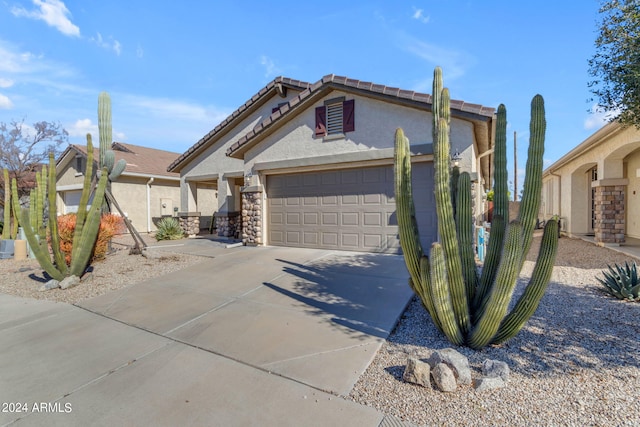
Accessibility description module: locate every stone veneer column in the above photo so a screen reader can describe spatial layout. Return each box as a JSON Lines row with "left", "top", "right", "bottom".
{"left": 241, "top": 186, "right": 263, "bottom": 246}
{"left": 594, "top": 185, "right": 625, "bottom": 244}
{"left": 178, "top": 212, "right": 201, "bottom": 238}
{"left": 215, "top": 212, "right": 241, "bottom": 238}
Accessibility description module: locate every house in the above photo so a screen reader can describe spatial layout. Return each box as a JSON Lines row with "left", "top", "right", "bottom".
{"left": 168, "top": 75, "right": 495, "bottom": 253}
{"left": 56, "top": 142, "right": 188, "bottom": 233}
{"left": 541, "top": 121, "right": 640, "bottom": 244}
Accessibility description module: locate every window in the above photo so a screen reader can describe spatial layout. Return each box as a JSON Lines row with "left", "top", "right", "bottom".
{"left": 75, "top": 155, "right": 83, "bottom": 176}
{"left": 315, "top": 97, "right": 354, "bottom": 137}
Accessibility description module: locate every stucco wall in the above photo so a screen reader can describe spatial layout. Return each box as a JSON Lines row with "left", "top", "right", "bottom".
{"left": 57, "top": 157, "right": 86, "bottom": 188}
{"left": 543, "top": 124, "right": 640, "bottom": 237}
{"left": 626, "top": 149, "right": 640, "bottom": 238}
{"left": 111, "top": 177, "right": 180, "bottom": 233}
{"left": 180, "top": 88, "right": 306, "bottom": 213}
{"left": 243, "top": 91, "right": 476, "bottom": 173}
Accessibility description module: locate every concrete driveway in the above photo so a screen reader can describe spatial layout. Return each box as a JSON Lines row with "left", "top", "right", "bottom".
{"left": 0, "top": 241, "right": 414, "bottom": 426}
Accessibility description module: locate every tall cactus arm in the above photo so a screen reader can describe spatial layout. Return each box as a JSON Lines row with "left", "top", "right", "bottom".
{"left": 12, "top": 178, "right": 65, "bottom": 281}
{"left": 493, "top": 104, "right": 509, "bottom": 224}
{"left": 456, "top": 172, "right": 478, "bottom": 304}
{"left": 45, "top": 153, "right": 68, "bottom": 275}
{"left": 492, "top": 219, "right": 558, "bottom": 345}
{"left": 2, "top": 169, "right": 10, "bottom": 240}
{"left": 71, "top": 134, "right": 96, "bottom": 251}
{"left": 434, "top": 117, "right": 470, "bottom": 334}
{"left": 69, "top": 168, "right": 108, "bottom": 277}
{"left": 517, "top": 95, "right": 546, "bottom": 266}
{"left": 98, "top": 92, "right": 112, "bottom": 167}
{"left": 417, "top": 255, "right": 443, "bottom": 333}
{"left": 429, "top": 243, "right": 464, "bottom": 345}
{"left": 394, "top": 128, "right": 424, "bottom": 284}
{"left": 468, "top": 221, "right": 524, "bottom": 349}
{"left": 109, "top": 158, "right": 126, "bottom": 181}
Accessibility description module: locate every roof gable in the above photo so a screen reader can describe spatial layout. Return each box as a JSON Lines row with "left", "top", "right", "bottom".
{"left": 167, "top": 76, "right": 313, "bottom": 172}
{"left": 60, "top": 142, "right": 181, "bottom": 179}
{"left": 225, "top": 74, "right": 495, "bottom": 158}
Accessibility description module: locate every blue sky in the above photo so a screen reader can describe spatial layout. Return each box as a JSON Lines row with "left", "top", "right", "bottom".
{"left": 0, "top": 1, "right": 606, "bottom": 185}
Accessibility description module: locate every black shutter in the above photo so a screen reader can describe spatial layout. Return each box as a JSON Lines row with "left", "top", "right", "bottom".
{"left": 315, "top": 106, "right": 327, "bottom": 136}
{"left": 343, "top": 99, "right": 355, "bottom": 132}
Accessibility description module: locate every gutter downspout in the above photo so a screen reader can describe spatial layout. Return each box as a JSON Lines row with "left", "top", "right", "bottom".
{"left": 147, "top": 177, "right": 154, "bottom": 232}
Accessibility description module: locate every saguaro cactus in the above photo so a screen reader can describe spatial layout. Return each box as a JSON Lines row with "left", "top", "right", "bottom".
{"left": 394, "top": 67, "right": 558, "bottom": 349}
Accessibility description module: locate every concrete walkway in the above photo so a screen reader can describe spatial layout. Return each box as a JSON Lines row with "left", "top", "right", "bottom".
{"left": 0, "top": 240, "right": 415, "bottom": 426}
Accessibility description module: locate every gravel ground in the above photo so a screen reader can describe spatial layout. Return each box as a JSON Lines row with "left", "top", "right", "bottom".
{"left": 349, "top": 236, "right": 640, "bottom": 427}
{"left": 0, "top": 234, "right": 205, "bottom": 305}
{"left": 1, "top": 234, "right": 639, "bottom": 426}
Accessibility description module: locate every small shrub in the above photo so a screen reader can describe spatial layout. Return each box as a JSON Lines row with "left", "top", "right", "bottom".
{"left": 154, "top": 217, "right": 184, "bottom": 241}
{"left": 55, "top": 213, "right": 125, "bottom": 264}
{"left": 597, "top": 261, "right": 640, "bottom": 301}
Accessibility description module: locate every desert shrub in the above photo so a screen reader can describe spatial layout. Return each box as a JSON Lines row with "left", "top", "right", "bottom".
{"left": 597, "top": 261, "right": 640, "bottom": 302}
{"left": 55, "top": 213, "right": 125, "bottom": 264}
{"left": 155, "top": 217, "right": 184, "bottom": 241}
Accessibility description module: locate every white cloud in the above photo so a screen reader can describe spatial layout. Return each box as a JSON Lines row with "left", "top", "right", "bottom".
{"left": 0, "top": 93, "right": 13, "bottom": 109}
{"left": 136, "top": 45, "right": 144, "bottom": 59}
{"left": 260, "top": 55, "right": 281, "bottom": 78}
{"left": 412, "top": 8, "right": 430, "bottom": 24}
{"left": 67, "top": 118, "right": 97, "bottom": 137}
{"left": 0, "top": 78, "right": 14, "bottom": 88}
{"left": 11, "top": 0, "right": 80, "bottom": 37}
{"left": 90, "top": 33, "right": 122, "bottom": 56}
{"left": 584, "top": 103, "right": 618, "bottom": 130}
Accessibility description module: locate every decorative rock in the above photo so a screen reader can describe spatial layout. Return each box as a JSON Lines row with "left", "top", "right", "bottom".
{"left": 482, "top": 359, "right": 510, "bottom": 382}
{"left": 60, "top": 275, "right": 81, "bottom": 290}
{"left": 141, "top": 248, "right": 163, "bottom": 259}
{"left": 474, "top": 376, "right": 505, "bottom": 391}
{"left": 431, "top": 363, "right": 457, "bottom": 392}
{"left": 39, "top": 279, "right": 60, "bottom": 292}
{"left": 427, "top": 348, "right": 472, "bottom": 385}
{"left": 403, "top": 357, "right": 431, "bottom": 388}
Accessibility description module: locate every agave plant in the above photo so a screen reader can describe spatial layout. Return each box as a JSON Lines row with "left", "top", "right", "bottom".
{"left": 154, "top": 217, "right": 184, "bottom": 241}
{"left": 597, "top": 261, "right": 640, "bottom": 301}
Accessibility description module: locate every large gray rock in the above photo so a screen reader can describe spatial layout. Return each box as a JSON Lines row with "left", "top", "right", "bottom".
{"left": 431, "top": 363, "right": 457, "bottom": 392}
{"left": 403, "top": 357, "right": 431, "bottom": 388}
{"left": 482, "top": 359, "right": 510, "bottom": 382}
{"left": 474, "top": 376, "right": 505, "bottom": 392}
{"left": 60, "top": 275, "right": 81, "bottom": 290}
{"left": 39, "top": 279, "right": 60, "bottom": 292}
{"left": 427, "top": 348, "right": 472, "bottom": 385}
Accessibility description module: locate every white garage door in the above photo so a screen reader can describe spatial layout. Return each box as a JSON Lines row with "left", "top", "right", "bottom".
{"left": 64, "top": 190, "right": 93, "bottom": 214}
{"left": 266, "top": 164, "right": 435, "bottom": 253}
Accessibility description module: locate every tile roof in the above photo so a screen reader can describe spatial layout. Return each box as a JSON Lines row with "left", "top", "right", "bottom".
{"left": 167, "top": 76, "right": 313, "bottom": 172}
{"left": 226, "top": 74, "right": 495, "bottom": 158}
{"left": 65, "top": 142, "right": 180, "bottom": 179}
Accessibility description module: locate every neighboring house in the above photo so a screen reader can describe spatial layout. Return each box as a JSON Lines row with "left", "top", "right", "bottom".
{"left": 541, "top": 121, "right": 640, "bottom": 244}
{"left": 168, "top": 75, "right": 495, "bottom": 253}
{"left": 56, "top": 142, "right": 188, "bottom": 233}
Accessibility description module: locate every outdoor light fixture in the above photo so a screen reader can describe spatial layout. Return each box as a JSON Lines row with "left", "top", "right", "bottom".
{"left": 451, "top": 149, "right": 462, "bottom": 167}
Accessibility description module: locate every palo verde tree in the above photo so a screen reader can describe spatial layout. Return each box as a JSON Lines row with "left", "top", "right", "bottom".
{"left": 588, "top": 0, "right": 640, "bottom": 127}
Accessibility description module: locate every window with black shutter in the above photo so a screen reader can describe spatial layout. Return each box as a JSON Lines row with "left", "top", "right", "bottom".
{"left": 315, "top": 97, "right": 355, "bottom": 137}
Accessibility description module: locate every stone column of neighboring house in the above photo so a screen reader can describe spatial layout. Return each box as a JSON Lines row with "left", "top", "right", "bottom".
{"left": 594, "top": 183, "right": 626, "bottom": 244}
{"left": 178, "top": 212, "right": 201, "bottom": 238}
{"left": 241, "top": 185, "right": 263, "bottom": 246}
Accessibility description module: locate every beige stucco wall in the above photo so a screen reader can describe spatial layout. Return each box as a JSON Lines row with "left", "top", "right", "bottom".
{"left": 243, "top": 91, "right": 476, "bottom": 175}
{"left": 180, "top": 88, "right": 306, "bottom": 214}
{"left": 626, "top": 149, "right": 640, "bottom": 238}
{"left": 543, "top": 123, "right": 640, "bottom": 237}
{"left": 111, "top": 177, "right": 180, "bottom": 233}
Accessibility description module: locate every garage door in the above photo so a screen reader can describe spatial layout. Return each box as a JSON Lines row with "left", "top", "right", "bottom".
{"left": 266, "top": 164, "right": 435, "bottom": 253}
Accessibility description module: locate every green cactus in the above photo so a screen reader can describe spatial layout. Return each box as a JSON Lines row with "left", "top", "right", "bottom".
{"left": 3, "top": 169, "right": 11, "bottom": 239}
{"left": 16, "top": 135, "right": 108, "bottom": 281}
{"left": 394, "top": 67, "right": 558, "bottom": 349}
{"left": 98, "top": 92, "right": 126, "bottom": 214}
